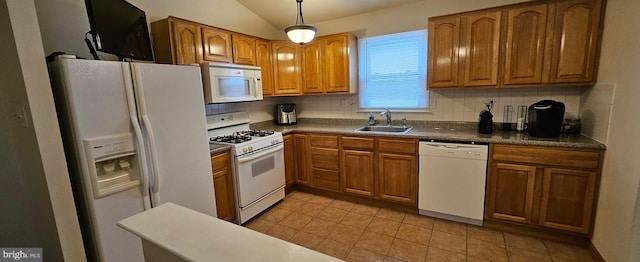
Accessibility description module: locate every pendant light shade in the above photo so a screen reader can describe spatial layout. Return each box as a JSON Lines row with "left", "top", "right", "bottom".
{"left": 285, "top": 0, "right": 316, "bottom": 45}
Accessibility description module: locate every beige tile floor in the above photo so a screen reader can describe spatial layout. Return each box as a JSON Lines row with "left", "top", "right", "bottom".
{"left": 244, "top": 191, "right": 596, "bottom": 262}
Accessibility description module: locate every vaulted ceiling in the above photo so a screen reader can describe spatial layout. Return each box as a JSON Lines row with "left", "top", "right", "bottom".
{"left": 235, "top": 0, "right": 424, "bottom": 29}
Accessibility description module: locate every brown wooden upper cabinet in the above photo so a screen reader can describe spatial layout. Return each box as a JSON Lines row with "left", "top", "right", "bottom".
{"left": 503, "top": 3, "right": 548, "bottom": 85}
{"left": 548, "top": 0, "right": 604, "bottom": 84}
{"left": 428, "top": 10, "right": 501, "bottom": 89}
{"left": 272, "top": 33, "right": 357, "bottom": 96}
{"left": 271, "top": 40, "right": 303, "bottom": 95}
{"left": 232, "top": 34, "right": 256, "bottom": 66}
{"left": 301, "top": 40, "right": 324, "bottom": 94}
{"left": 427, "top": 0, "right": 605, "bottom": 89}
{"left": 322, "top": 34, "right": 357, "bottom": 93}
{"left": 152, "top": 17, "right": 233, "bottom": 64}
{"left": 151, "top": 17, "right": 202, "bottom": 65}
{"left": 427, "top": 16, "right": 460, "bottom": 88}
{"left": 463, "top": 10, "right": 502, "bottom": 87}
{"left": 201, "top": 27, "right": 232, "bottom": 63}
{"left": 255, "top": 39, "right": 274, "bottom": 96}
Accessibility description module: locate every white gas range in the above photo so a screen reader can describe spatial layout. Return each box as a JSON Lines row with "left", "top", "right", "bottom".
{"left": 206, "top": 111, "right": 285, "bottom": 224}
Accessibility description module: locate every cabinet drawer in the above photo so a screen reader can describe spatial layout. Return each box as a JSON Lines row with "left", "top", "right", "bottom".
{"left": 309, "top": 134, "right": 338, "bottom": 148}
{"left": 312, "top": 169, "right": 340, "bottom": 191}
{"left": 310, "top": 147, "right": 339, "bottom": 170}
{"left": 341, "top": 136, "right": 375, "bottom": 150}
{"left": 211, "top": 152, "right": 230, "bottom": 172}
{"left": 378, "top": 138, "right": 417, "bottom": 154}
{"left": 491, "top": 144, "right": 601, "bottom": 169}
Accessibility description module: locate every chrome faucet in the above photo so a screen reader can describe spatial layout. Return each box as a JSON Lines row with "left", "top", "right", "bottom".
{"left": 380, "top": 109, "right": 391, "bottom": 126}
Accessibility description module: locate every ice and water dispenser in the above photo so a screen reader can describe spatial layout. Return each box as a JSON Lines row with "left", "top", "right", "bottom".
{"left": 83, "top": 134, "right": 141, "bottom": 198}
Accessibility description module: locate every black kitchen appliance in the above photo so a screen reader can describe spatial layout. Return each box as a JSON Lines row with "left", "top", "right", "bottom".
{"left": 528, "top": 100, "right": 565, "bottom": 138}
{"left": 478, "top": 110, "right": 493, "bottom": 134}
{"left": 275, "top": 104, "right": 297, "bottom": 125}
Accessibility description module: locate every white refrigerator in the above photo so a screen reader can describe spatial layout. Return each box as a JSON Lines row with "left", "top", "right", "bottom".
{"left": 48, "top": 59, "right": 217, "bottom": 262}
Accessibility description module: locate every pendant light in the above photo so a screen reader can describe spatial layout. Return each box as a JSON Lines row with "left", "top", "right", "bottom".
{"left": 284, "top": 0, "right": 317, "bottom": 45}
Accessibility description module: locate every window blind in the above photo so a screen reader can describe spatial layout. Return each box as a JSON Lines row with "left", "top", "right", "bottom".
{"left": 358, "top": 30, "right": 428, "bottom": 110}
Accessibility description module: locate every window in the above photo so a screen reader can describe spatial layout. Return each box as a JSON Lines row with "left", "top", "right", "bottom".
{"left": 358, "top": 30, "right": 428, "bottom": 111}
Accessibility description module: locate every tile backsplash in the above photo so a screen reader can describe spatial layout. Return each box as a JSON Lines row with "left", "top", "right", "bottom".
{"left": 204, "top": 85, "right": 609, "bottom": 141}
{"left": 579, "top": 83, "right": 615, "bottom": 143}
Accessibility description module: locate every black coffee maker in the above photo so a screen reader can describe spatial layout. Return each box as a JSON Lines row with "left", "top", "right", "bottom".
{"left": 528, "top": 100, "right": 565, "bottom": 138}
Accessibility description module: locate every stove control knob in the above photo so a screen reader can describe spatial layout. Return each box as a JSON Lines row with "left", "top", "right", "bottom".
{"left": 242, "top": 147, "right": 248, "bottom": 153}
{"left": 249, "top": 146, "right": 254, "bottom": 151}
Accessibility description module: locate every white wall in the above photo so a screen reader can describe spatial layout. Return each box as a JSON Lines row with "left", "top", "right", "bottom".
{"left": 1, "top": 0, "right": 85, "bottom": 260}
{"left": 312, "top": 0, "right": 530, "bottom": 38}
{"left": 590, "top": 0, "right": 640, "bottom": 260}
{"left": 34, "top": 0, "right": 281, "bottom": 60}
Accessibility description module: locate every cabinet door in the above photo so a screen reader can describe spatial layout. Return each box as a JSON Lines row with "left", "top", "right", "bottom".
{"left": 171, "top": 20, "right": 202, "bottom": 65}
{"left": 302, "top": 41, "right": 324, "bottom": 94}
{"left": 272, "top": 41, "right": 302, "bottom": 95}
{"left": 427, "top": 16, "right": 461, "bottom": 88}
{"left": 341, "top": 149, "right": 375, "bottom": 197}
{"left": 503, "top": 4, "right": 548, "bottom": 85}
{"left": 322, "top": 34, "right": 351, "bottom": 93}
{"left": 548, "top": 0, "right": 603, "bottom": 83}
{"left": 463, "top": 11, "right": 502, "bottom": 87}
{"left": 539, "top": 168, "right": 596, "bottom": 233}
{"left": 232, "top": 34, "right": 256, "bottom": 65}
{"left": 201, "top": 27, "right": 232, "bottom": 63}
{"left": 211, "top": 152, "right": 235, "bottom": 222}
{"left": 283, "top": 134, "right": 294, "bottom": 186}
{"left": 486, "top": 163, "right": 536, "bottom": 224}
{"left": 310, "top": 147, "right": 339, "bottom": 170}
{"left": 378, "top": 153, "right": 417, "bottom": 204}
{"left": 256, "top": 39, "right": 274, "bottom": 96}
{"left": 292, "top": 134, "right": 310, "bottom": 185}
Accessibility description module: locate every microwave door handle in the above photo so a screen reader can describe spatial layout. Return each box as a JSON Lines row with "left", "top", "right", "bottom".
{"left": 254, "top": 78, "right": 259, "bottom": 94}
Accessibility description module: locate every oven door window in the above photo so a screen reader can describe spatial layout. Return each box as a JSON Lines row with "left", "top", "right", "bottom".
{"left": 252, "top": 156, "right": 275, "bottom": 177}
{"left": 235, "top": 150, "right": 285, "bottom": 208}
{"left": 217, "top": 77, "right": 252, "bottom": 98}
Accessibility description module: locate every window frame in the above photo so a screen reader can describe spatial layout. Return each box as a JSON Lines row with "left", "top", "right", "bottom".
{"left": 357, "top": 29, "right": 429, "bottom": 112}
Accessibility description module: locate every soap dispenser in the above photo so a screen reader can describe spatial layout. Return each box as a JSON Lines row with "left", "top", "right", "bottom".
{"left": 368, "top": 112, "right": 375, "bottom": 125}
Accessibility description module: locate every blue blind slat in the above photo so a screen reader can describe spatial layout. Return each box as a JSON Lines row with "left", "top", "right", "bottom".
{"left": 359, "top": 30, "right": 428, "bottom": 110}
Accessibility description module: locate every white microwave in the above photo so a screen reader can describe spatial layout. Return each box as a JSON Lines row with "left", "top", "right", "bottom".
{"left": 200, "top": 62, "right": 263, "bottom": 104}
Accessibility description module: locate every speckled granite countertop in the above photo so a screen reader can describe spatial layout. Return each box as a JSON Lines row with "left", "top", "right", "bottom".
{"left": 251, "top": 118, "right": 606, "bottom": 150}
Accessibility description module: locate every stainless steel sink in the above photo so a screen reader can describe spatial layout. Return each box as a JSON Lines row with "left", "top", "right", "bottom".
{"left": 354, "top": 125, "right": 413, "bottom": 134}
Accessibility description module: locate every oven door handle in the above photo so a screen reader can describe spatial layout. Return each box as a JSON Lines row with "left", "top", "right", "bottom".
{"left": 237, "top": 144, "right": 284, "bottom": 164}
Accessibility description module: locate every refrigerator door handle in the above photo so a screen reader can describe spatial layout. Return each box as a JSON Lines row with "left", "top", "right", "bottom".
{"left": 122, "top": 64, "right": 152, "bottom": 210}
{"left": 131, "top": 64, "right": 162, "bottom": 204}
{"left": 141, "top": 115, "right": 161, "bottom": 196}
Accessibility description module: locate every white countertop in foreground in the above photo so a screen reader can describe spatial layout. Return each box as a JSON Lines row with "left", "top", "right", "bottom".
{"left": 118, "top": 203, "right": 342, "bottom": 262}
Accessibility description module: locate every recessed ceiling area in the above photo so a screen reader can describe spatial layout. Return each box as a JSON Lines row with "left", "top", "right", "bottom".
{"left": 235, "top": 0, "right": 424, "bottom": 29}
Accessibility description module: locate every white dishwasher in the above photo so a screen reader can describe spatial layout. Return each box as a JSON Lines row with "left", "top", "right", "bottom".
{"left": 418, "top": 141, "right": 488, "bottom": 226}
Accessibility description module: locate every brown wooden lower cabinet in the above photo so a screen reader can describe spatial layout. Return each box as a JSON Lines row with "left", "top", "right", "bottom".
{"left": 211, "top": 151, "right": 235, "bottom": 222}
{"left": 309, "top": 134, "right": 340, "bottom": 191}
{"left": 293, "top": 134, "right": 310, "bottom": 185}
{"left": 485, "top": 144, "right": 602, "bottom": 235}
{"left": 539, "top": 168, "right": 597, "bottom": 233}
{"left": 378, "top": 152, "right": 417, "bottom": 204}
{"left": 341, "top": 149, "right": 375, "bottom": 197}
{"left": 486, "top": 163, "right": 536, "bottom": 224}
{"left": 340, "top": 136, "right": 376, "bottom": 197}
{"left": 283, "top": 134, "right": 294, "bottom": 186}
{"left": 339, "top": 136, "right": 418, "bottom": 205}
